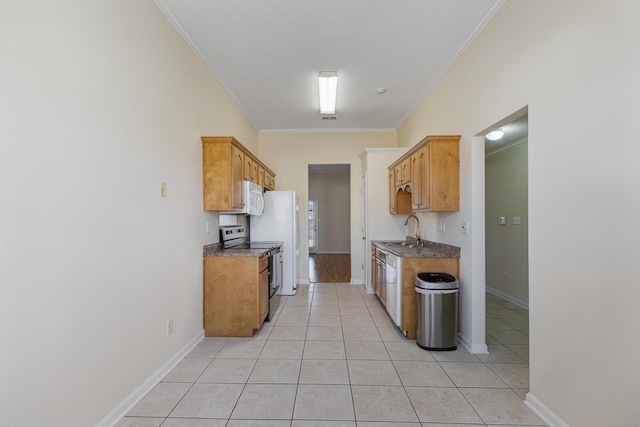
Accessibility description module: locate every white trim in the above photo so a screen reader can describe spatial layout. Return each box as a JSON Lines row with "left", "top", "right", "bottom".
{"left": 525, "top": 392, "right": 571, "bottom": 427}
{"left": 298, "top": 279, "right": 310, "bottom": 285}
{"left": 97, "top": 330, "right": 204, "bottom": 427}
{"left": 349, "top": 278, "right": 364, "bottom": 285}
{"left": 458, "top": 333, "right": 489, "bottom": 354}
{"left": 485, "top": 136, "right": 528, "bottom": 158}
{"left": 359, "top": 147, "right": 408, "bottom": 158}
{"left": 487, "top": 286, "right": 529, "bottom": 309}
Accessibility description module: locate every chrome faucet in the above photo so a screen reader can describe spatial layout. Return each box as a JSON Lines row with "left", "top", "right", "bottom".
{"left": 404, "top": 214, "right": 421, "bottom": 244}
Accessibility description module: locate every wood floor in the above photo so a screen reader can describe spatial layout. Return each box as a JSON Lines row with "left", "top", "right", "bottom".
{"left": 308, "top": 254, "right": 350, "bottom": 283}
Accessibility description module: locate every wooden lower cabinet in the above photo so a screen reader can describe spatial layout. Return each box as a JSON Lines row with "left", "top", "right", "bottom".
{"left": 203, "top": 255, "right": 269, "bottom": 337}
{"left": 400, "top": 257, "right": 459, "bottom": 340}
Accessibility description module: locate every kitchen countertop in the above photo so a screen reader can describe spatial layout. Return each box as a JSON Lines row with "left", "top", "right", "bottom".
{"left": 372, "top": 240, "right": 460, "bottom": 258}
{"left": 203, "top": 242, "right": 283, "bottom": 257}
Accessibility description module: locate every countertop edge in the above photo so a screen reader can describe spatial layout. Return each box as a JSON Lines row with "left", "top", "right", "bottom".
{"left": 203, "top": 242, "right": 283, "bottom": 257}
{"left": 372, "top": 240, "right": 460, "bottom": 258}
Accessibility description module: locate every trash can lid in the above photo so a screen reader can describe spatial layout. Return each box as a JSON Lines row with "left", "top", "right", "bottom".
{"left": 415, "top": 272, "right": 458, "bottom": 290}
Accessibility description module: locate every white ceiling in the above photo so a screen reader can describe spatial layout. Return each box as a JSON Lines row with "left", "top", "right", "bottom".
{"left": 157, "top": 0, "right": 503, "bottom": 131}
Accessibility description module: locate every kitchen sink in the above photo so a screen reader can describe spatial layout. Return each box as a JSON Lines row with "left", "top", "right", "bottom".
{"left": 381, "top": 241, "right": 418, "bottom": 248}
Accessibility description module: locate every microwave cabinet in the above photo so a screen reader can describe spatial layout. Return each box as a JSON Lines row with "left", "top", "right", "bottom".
{"left": 202, "top": 136, "right": 276, "bottom": 211}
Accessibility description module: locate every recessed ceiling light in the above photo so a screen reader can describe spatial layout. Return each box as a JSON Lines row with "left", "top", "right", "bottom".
{"left": 486, "top": 129, "right": 504, "bottom": 141}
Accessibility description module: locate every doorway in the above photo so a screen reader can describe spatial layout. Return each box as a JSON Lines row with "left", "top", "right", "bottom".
{"left": 485, "top": 114, "right": 529, "bottom": 308}
{"left": 308, "top": 197, "right": 318, "bottom": 254}
{"left": 483, "top": 112, "right": 530, "bottom": 364}
{"left": 308, "top": 164, "right": 351, "bottom": 283}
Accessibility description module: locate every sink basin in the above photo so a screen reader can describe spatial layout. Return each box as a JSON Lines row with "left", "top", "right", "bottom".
{"left": 380, "top": 241, "right": 418, "bottom": 248}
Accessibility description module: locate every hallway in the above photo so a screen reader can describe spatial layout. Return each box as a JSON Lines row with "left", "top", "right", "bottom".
{"left": 308, "top": 254, "right": 350, "bottom": 283}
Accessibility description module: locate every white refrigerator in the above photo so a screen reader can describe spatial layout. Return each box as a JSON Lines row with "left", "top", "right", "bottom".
{"left": 250, "top": 190, "right": 299, "bottom": 295}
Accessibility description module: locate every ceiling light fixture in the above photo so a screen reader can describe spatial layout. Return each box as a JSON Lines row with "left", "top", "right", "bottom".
{"left": 318, "top": 71, "right": 338, "bottom": 114}
{"left": 486, "top": 129, "right": 504, "bottom": 141}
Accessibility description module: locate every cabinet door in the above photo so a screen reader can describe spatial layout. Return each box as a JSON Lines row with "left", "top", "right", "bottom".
{"left": 243, "top": 156, "right": 253, "bottom": 181}
{"left": 258, "top": 267, "right": 269, "bottom": 325}
{"left": 231, "top": 145, "right": 244, "bottom": 210}
{"left": 244, "top": 156, "right": 261, "bottom": 184}
{"left": 400, "top": 159, "right": 411, "bottom": 186}
{"left": 411, "top": 145, "right": 430, "bottom": 210}
{"left": 378, "top": 259, "right": 386, "bottom": 306}
{"left": 375, "top": 256, "right": 386, "bottom": 306}
{"left": 371, "top": 253, "right": 378, "bottom": 295}
{"left": 264, "top": 172, "right": 275, "bottom": 191}
{"left": 429, "top": 140, "right": 459, "bottom": 211}
{"left": 258, "top": 166, "right": 265, "bottom": 190}
{"left": 388, "top": 170, "right": 397, "bottom": 214}
{"left": 252, "top": 163, "right": 259, "bottom": 183}
{"left": 394, "top": 164, "right": 402, "bottom": 187}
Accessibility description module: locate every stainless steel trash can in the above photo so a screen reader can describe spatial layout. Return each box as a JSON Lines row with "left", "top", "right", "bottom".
{"left": 415, "top": 272, "right": 459, "bottom": 350}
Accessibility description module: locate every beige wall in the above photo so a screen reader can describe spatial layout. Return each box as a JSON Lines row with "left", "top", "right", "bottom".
{"left": 2, "top": 1, "right": 257, "bottom": 426}
{"left": 258, "top": 131, "right": 397, "bottom": 284}
{"left": 485, "top": 141, "right": 528, "bottom": 305}
{"left": 309, "top": 172, "right": 351, "bottom": 254}
{"left": 398, "top": 1, "right": 640, "bottom": 425}
{"left": 361, "top": 148, "right": 409, "bottom": 291}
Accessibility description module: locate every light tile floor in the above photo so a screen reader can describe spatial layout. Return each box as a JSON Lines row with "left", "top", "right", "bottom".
{"left": 118, "top": 284, "right": 545, "bottom": 426}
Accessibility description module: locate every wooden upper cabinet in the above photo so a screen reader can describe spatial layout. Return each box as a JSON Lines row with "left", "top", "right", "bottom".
{"left": 388, "top": 135, "right": 460, "bottom": 213}
{"left": 202, "top": 136, "right": 276, "bottom": 211}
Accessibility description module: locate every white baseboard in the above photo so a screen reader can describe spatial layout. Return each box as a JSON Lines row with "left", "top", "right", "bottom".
{"left": 486, "top": 286, "right": 529, "bottom": 310}
{"left": 298, "top": 279, "right": 310, "bottom": 285}
{"left": 349, "top": 278, "right": 364, "bottom": 285}
{"left": 458, "top": 333, "right": 488, "bottom": 354}
{"left": 97, "top": 329, "right": 204, "bottom": 427}
{"left": 525, "top": 392, "right": 570, "bottom": 427}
